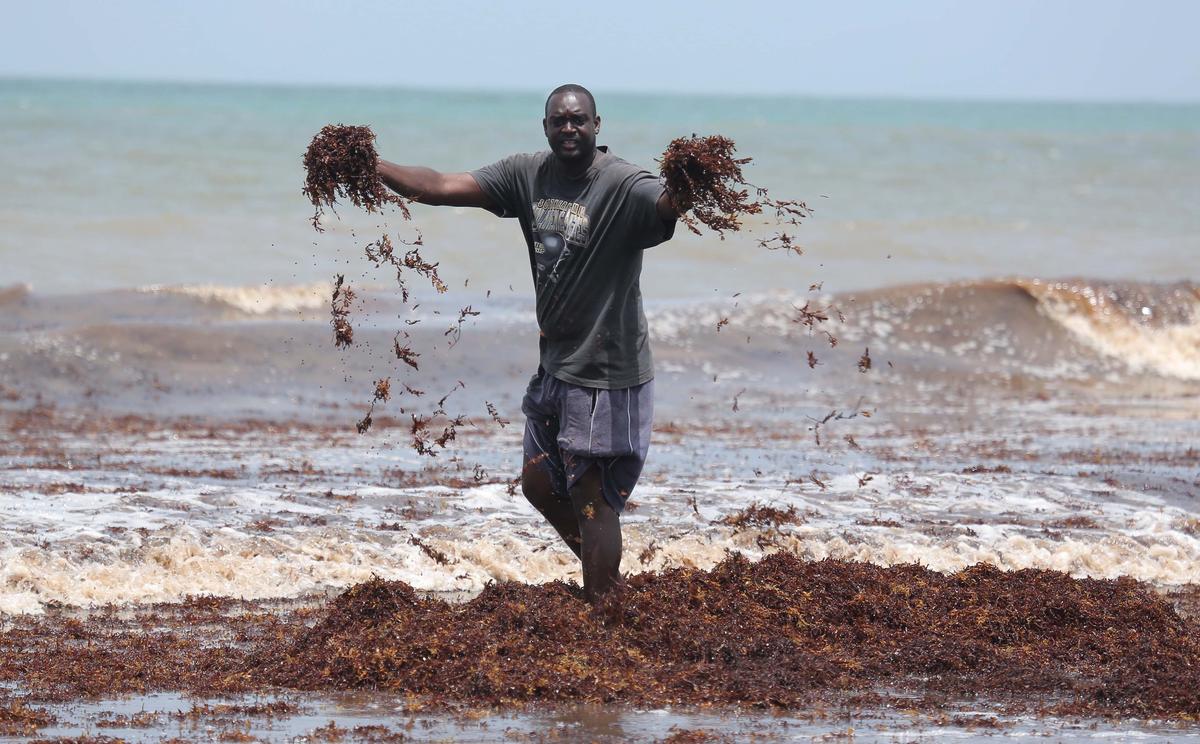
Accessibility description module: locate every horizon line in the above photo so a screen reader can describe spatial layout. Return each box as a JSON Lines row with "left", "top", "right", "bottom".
{"left": 3, "top": 73, "right": 1198, "bottom": 108}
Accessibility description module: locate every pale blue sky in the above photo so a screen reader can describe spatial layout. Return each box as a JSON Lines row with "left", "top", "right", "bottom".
{"left": 2, "top": 0, "right": 1198, "bottom": 101}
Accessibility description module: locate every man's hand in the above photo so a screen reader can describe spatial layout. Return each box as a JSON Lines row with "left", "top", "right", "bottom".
{"left": 656, "top": 189, "right": 682, "bottom": 222}
{"left": 377, "top": 160, "right": 496, "bottom": 210}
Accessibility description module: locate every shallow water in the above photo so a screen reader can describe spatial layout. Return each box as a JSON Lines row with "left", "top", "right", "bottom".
{"left": 9, "top": 689, "right": 1197, "bottom": 743}
{"left": 2, "top": 353, "right": 1197, "bottom": 612}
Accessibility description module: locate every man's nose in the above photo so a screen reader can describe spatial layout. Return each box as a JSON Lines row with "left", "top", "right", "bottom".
{"left": 561, "top": 120, "right": 578, "bottom": 133}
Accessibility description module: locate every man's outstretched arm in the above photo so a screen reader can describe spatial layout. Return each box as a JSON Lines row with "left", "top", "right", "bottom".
{"left": 377, "top": 159, "right": 496, "bottom": 210}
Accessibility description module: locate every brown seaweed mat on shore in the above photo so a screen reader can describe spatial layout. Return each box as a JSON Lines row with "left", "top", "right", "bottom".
{"left": 3, "top": 554, "right": 1198, "bottom": 720}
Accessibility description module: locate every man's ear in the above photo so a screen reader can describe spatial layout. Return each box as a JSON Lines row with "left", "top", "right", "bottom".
{"left": 594, "top": 115, "right": 601, "bottom": 134}
{"left": 542, "top": 117, "right": 548, "bottom": 134}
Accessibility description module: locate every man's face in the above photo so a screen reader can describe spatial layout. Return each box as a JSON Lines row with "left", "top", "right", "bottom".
{"left": 543, "top": 92, "right": 600, "bottom": 164}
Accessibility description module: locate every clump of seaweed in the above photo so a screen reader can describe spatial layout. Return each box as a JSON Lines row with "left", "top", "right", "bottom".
{"left": 659, "top": 135, "right": 750, "bottom": 235}
{"left": 0, "top": 698, "right": 56, "bottom": 736}
{"left": 659, "top": 135, "right": 811, "bottom": 239}
{"left": 250, "top": 554, "right": 1200, "bottom": 718}
{"left": 714, "top": 502, "right": 803, "bottom": 531}
{"left": 303, "top": 124, "right": 409, "bottom": 231}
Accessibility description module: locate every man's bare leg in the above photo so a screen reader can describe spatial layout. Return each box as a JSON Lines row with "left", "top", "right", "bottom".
{"left": 521, "top": 466, "right": 582, "bottom": 559}
{"left": 568, "top": 466, "right": 623, "bottom": 603}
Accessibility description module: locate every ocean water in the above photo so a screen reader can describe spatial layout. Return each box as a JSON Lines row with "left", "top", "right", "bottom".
{"left": 2, "top": 78, "right": 1198, "bottom": 296}
{"left": 0, "top": 78, "right": 1198, "bottom": 613}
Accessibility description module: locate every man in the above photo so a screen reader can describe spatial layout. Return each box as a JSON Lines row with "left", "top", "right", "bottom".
{"left": 377, "top": 84, "right": 679, "bottom": 603}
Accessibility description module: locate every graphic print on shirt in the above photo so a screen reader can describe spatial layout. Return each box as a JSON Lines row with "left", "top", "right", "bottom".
{"left": 531, "top": 198, "right": 590, "bottom": 289}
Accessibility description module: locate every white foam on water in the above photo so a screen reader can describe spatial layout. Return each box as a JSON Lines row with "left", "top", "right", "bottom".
{"left": 647, "top": 291, "right": 804, "bottom": 345}
{"left": 2, "top": 470, "right": 1197, "bottom": 614}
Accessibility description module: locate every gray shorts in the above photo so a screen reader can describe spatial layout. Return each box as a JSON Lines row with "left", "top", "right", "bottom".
{"left": 521, "top": 368, "right": 653, "bottom": 513}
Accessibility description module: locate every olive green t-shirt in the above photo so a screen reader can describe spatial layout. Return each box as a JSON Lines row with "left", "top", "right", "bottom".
{"left": 471, "top": 147, "right": 674, "bottom": 389}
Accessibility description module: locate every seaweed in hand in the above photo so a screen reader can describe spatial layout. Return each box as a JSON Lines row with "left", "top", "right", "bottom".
{"left": 303, "top": 124, "right": 410, "bottom": 231}
{"left": 659, "top": 135, "right": 812, "bottom": 238}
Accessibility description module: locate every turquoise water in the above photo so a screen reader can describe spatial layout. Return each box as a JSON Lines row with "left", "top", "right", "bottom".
{"left": 1, "top": 77, "right": 1198, "bottom": 296}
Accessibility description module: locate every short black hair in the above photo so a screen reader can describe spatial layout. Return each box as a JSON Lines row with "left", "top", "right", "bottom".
{"left": 544, "top": 84, "right": 597, "bottom": 117}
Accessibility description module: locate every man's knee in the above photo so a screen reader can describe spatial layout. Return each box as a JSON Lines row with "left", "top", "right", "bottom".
{"left": 569, "top": 465, "right": 616, "bottom": 522}
{"left": 521, "top": 467, "right": 558, "bottom": 513}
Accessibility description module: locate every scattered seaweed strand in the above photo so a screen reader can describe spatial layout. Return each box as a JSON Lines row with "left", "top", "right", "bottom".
{"left": 354, "top": 378, "right": 391, "bottom": 435}
{"left": 330, "top": 274, "right": 356, "bottom": 349}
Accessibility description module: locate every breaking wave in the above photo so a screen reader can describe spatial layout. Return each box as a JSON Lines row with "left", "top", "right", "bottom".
{"left": 1019, "top": 279, "right": 1200, "bottom": 380}
{"left": 139, "top": 281, "right": 331, "bottom": 316}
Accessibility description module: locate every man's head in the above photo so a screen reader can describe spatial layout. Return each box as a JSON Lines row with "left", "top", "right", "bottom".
{"left": 543, "top": 84, "right": 600, "bottom": 166}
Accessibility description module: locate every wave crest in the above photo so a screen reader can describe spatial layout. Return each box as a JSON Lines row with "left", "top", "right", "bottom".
{"left": 1021, "top": 279, "right": 1200, "bottom": 380}
{"left": 139, "top": 282, "right": 330, "bottom": 315}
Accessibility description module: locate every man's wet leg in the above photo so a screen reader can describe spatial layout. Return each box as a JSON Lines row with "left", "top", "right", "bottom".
{"left": 521, "top": 465, "right": 582, "bottom": 559}
{"left": 569, "top": 465, "right": 623, "bottom": 603}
